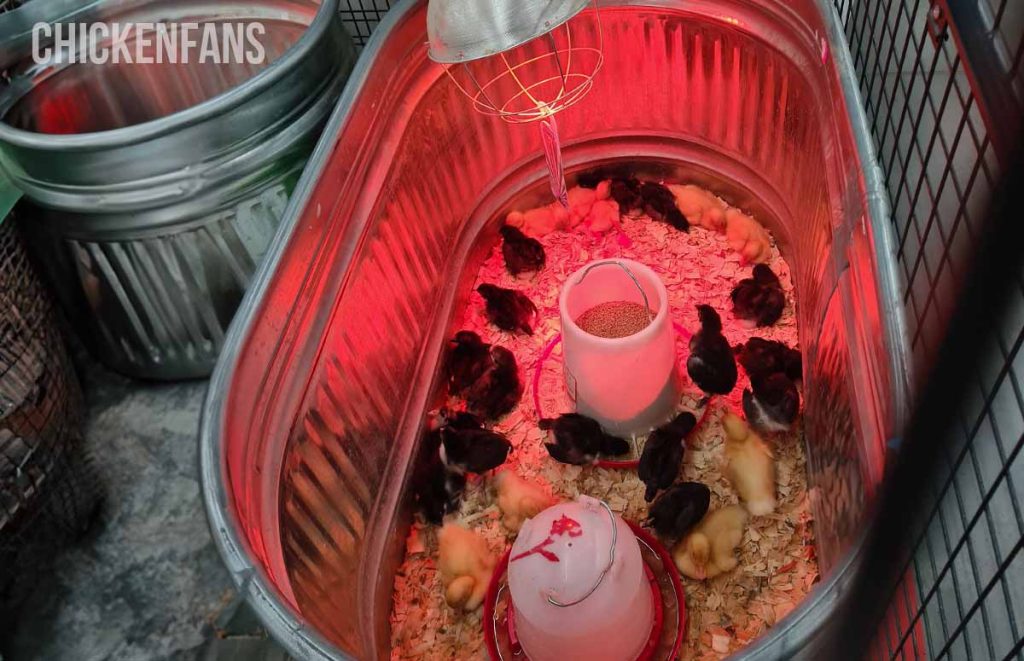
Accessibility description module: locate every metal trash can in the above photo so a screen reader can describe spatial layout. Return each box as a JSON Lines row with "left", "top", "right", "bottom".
{"left": 0, "top": 0, "right": 357, "bottom": 379}
{"left": 0, "top": 0, "right": 99, "bottom": 625}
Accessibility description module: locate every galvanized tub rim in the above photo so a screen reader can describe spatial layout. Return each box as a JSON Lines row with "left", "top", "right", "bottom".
{"left": 200, "top": 2, "right": 411, "bottom": 659}
{"left": 0, "top": 0, "right": 340, "bottom": 151}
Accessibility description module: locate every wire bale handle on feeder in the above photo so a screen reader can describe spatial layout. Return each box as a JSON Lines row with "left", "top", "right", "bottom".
{"left": 545, "top": 499, "right": 617, "bottom": 607}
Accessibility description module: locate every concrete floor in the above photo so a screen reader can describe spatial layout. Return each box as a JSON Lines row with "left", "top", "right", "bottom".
{"left": 3, "top": 366, "right": 245, "bottom": 660}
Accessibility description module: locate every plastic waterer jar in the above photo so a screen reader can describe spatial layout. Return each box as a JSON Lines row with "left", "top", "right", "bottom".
{"left": 559, "top": 259, "right": 680, "bottom": 436}
{"left": 507, "top": 497, "right": 653, "bottom": 661}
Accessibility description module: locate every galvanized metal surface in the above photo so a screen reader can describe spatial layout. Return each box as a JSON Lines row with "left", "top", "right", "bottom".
{"left": 201, "top": 0, "right": 910, "bottom": 659}
{"left": 0, "top": 0, "right": 97, "bottom": 71}
{"left": 0, "top": 0, "right": 357, "bottom": 379}
{"left": 426, "top": 0, "right": 590, "bottom": 63}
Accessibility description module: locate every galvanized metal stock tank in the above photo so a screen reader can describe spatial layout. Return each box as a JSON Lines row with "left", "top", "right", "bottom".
{"left": 0, "top": 0, "right": 356, "bottom": 379}
{"left": 201, "top": 0, "right": 912, "bottom": 658}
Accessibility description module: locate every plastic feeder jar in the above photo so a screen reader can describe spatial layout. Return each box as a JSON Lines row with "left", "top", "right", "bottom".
{"left": 559, "top": 259, "right": 680, "bottom": 436}
{"left": 507, "top": 497, "right": 654, "bottom": 661}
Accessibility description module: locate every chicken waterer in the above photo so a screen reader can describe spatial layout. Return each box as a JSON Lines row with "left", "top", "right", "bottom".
{"left": 506, "top": 497, "right": 653, "bottom": 661}
{"left": 559, "top": 259, "right": 680, "bottom": 436}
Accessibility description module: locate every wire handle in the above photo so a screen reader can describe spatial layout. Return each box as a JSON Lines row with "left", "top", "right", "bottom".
{"left": 545, "top": 499, "right": 617, "bottom": 607}
{"left": 572, "top": 260, "right": 654, "bottom": 322}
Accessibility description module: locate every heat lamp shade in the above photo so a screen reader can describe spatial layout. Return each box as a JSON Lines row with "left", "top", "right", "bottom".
{"left": 426, "top": 0, "right": 590, "bottom": 63}
{"left": 559, "top": 259, "right": 680, "bottom": 436}
{"left": 507, "top": 498, "right": 653, "bottom": 661}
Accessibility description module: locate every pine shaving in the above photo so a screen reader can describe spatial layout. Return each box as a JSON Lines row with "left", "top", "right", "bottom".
{"left": 389, "top": 185, "right": 819, "bottom": 660}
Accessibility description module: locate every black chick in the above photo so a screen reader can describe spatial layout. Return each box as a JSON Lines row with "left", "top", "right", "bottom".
{"left": 447, "top": 331, "right": 491, "bottom": 395}
{"left": 540, "top": 413, "right": 630, "bottom": 465}
{"left": 440, "top": 426, "right": 513, "bottom": 474}
{"left": 639, "top": 181, "right": 689, "bottom": 232}
{"left": 638, "top": 412, "right": 697, "bottom": 502}
{"left": 645, "top": 482, "right": 712, "bottom": 543}
{"left": 434, "top": 408, "right": 485, "bottom": 430}
{"left": 577, "top": 169, "right": 605, "bottom": 190}
{"left": 576, "top": 164, "right": 634, "bottom": 189}
{"left": 464, "top": 345, "right": 523, "bottom": 420}
{"left": 500, "top": 225, "right": 546, "bottom": 276}
{"left": 609, "top": 177, "right": 644, "bottom": 213}
{"left": 735, "top": 337, "right": 802, "bottom": 383}
{"left": 417, "top": 465, "right": 467, "bottom": 525}
{"left": 743, "top": 372, "right": 800, "bottom": 433}
{"left": 575, "top": 167, "right": 610, "bottom": 189}
{"left": 731, "top": 264, "right": 786, "bottom": 327}
{"left": 687, "top": 305, "right": 738, "bottom": 398}
{"left": 414, "top": 432, "right": 467, "bottom": 524}
{"left": 477, "top": 284, "right": 538, "bottom": 335}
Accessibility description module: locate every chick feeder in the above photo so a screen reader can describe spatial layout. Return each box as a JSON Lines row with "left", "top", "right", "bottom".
{"left": 484, "top": 496, "right": 686, "bottom": 661}
{"left": 560, "top": 259, "right": 681, "bottom": 436}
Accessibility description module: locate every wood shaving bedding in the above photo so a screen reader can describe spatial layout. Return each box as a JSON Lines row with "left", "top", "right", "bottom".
{"left": 389, "top": 193, "right": 819, "bottom": 661}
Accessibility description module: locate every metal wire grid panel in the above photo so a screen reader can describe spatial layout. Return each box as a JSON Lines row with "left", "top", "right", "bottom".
{"left": 0, "top": 217, "right": 96, "bottom": 608}
{"left": 833, "top": 0, "right": 1024, "bottom": 659}
{"left": 338, "top": 0, "right": 393, "bottom": 47}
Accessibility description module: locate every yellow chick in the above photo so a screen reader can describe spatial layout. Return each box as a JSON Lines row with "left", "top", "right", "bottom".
{"left": 506, "top": 204, "right": 570, "bottom": 237}
{"left": 585, "top": 199, "right": 621, "bottom": 234}
{"left": 673, "top": 505, "right": 748, "bottom": 580}
{"left": 722, "top": 413, "right": 777, "bottom": 516}
{"left": 725, "top": 208, "right": 771, "bottom": 264}
{"left": 567, "top": 185, "right": 597, "bottom": 219}
{"left": 495, "top": 471, "right": 556, "bottom": 532}
{"left": 437, "top": 523, "right": 496, "bottom": 611}
{"left": 668, "top": 184, "right": 727, "bottom": 232}
{"left": 507, "top": 181, "right": 612, "bottom": 235}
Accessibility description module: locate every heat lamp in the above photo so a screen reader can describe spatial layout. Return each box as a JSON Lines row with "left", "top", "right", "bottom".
{"left": 426, "top": 0, "right": 603, "bottom": 207}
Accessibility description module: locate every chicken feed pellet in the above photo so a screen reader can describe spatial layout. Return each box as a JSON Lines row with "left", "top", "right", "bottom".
{"left": 576, "top": 300, "right": 651, "bottom": 338}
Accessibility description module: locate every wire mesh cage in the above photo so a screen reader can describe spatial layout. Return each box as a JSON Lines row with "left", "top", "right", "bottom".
{"left": 1, "top": 0, "right": 98, "bottom": 599}
{"left": 0, "top": 215, "right": 99, "bottom": 613}
{"left": 338, "top": 0, "right": 393, "bottom": 47}
{"left": 833, "top": 0, "right": 1023, "bottom": 659}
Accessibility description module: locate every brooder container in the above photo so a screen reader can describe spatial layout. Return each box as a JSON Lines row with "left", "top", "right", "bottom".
{"left": 201, "top": 0, "right": 912, "bottom": 658}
